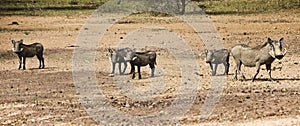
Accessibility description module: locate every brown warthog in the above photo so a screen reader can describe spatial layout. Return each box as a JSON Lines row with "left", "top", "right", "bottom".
{"left": 11, "top": 39, "right": 45, "bottom": 70}
{"left": 108, "top": 47, "right": 135, "bottom": 76}
{"left": 205, "top": 49, "right": 230, "bottom": 76}
{"left": 231, "top": 38, "right": 286, "bottom": 82}
{"left": 130, "top": 51, "right": 157, "bottom": 79}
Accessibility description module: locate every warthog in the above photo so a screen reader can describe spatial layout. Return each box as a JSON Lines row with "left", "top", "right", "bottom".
{"left": 11, "top": 39, "right": 45, "bottom": 70}
{"left": 231, "top": 37, "right": 286, "bottom": 81}
{"left": 205, "top": 49, "right": 230, "bottom": 76}
{"left": 130, "top": 51, "right": 157, "bottom": 79}
{"left": 108, "top": 47, "right": 135, "bottom": 76}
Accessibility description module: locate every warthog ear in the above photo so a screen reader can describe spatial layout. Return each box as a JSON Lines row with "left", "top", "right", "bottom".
{"left": 267, "top": 38, "right": 272, "bottom": 43}
{"left": 279, "top": 37, "right": 284, "bottom": 44}
{"left": 11, "top": 40, "right": 15, "bottom": 44}
{"left": 108, "top": 48, "right": 113, "bottom": 53}
{"left": 20, "top": 39, "right": 23, "bottom": 43}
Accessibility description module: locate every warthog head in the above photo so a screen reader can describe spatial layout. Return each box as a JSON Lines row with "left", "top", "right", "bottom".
{"left": 108, "top": 48, "right": 135, "bottom": 63}
{"left": 108, "top": 48, "right": 118, "bottom": 63}
{"left": 268, "top": 38, "right": 287, "bottom": 60}
{"left": 205, "top": 49, "right": 214, "bottom": 63}
{"left": 11, "top": 39, "right": 24, "bottom": 53}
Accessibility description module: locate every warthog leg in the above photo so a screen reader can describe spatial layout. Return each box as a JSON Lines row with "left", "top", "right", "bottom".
{"left": 213, "top": 64, "right": 218, "bottom": 76}
{"left": 109, "top": 63, "right": 116, "bottom": 76}
{"left": 151, "top": 68, "right": 155, "bottom": 77}
{"left": 234, "top": 60, "right": 246, "bottom": 80}
{"left": 22, "top": 57, "right": 26, "bottom": 70}
{"left": 138, "top": 66, "right": 142, "bottom": 79}
{"left": 118, "top": 62, "right": 122, "bottom": 75}
{"left": 129, "top": 64, "right": 134, "bottom": 74}
{"left": 122, "top": 62, "right": 128, "bottom": 75}
{"left": 18, "top": 56, "right": 22, "bottom": 70}
{"left": 266, "top": 64, "right": 274, "bottom": 81}
{"left": 224, "top": 62, "right": 230, "bottom": 75}
{"left": 251, "top": 62, "right": 261, "bottom": 82}
{"left": 37, "top": 54, "right": 44, "bottom": 69}
{"left": 131, "top": 65, "right": 136, "bottom": 79}
{"left": 149, "top": 63, "right": 155, "bottom": 77}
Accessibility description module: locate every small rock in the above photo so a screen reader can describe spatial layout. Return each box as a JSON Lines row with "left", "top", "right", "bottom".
{"left": 281, "top": 88, "right": 287, "bottom": 92}
{"left": 11, "top": 21, "right": 19, "bottom": 25}
{"left": 195, "top": 72, "right": 203, "bottom": 76}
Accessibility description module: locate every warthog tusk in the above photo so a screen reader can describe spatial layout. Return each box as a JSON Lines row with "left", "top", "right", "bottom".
{"left": 211, "top": 58, "right": 215, "bottom": 63}
{"left": 283, "top": 48, "right": 287, "bottom": 56}
{"left": 132, "top": 56, "right": 137, "bottom": 61}
{"left": 269, "top": 50, "right": 276, "bottom": 58}
{"left": 12, "top": 48, "right": 23, "bottom": 52}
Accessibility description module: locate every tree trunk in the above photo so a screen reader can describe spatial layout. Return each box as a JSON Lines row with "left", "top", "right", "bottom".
{"left": 181, "top": 0, "right": 186, "bottom": 14}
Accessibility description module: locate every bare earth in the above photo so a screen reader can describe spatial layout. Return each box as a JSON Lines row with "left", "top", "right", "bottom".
{"left": 0, "top": 11, "right": 300, "bottom": 125}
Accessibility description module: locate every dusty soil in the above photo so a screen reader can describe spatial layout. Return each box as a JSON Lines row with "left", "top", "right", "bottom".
{"left": 0, "top": 11, "right": 300, "bottom": 125}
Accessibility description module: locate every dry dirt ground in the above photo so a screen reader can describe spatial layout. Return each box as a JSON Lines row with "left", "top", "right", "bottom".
{"left": 0, "top": 11, "right": 300, "bottom": 125}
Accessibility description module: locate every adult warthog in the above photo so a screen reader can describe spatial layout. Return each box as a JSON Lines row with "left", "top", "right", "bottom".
{"left": 231, "top": 37, "right": 286, "bottom": 82}
{"left": 205, "top": 49, "right": 230, "bottom": 76}
{"left": 130, "top": 51, "right": 157, "bottom": 79}
{"left": 11, "top": 39, "right": 45, "bottom": 70}
{"left": 108, "top": 47, "right": 135, "bottom": 76}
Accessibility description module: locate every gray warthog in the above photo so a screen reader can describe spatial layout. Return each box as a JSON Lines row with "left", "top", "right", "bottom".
{"left": 130, "top": 51, "right": 157, "bottom": 79}
{"left": 108, "top": 47, "right": 135, "bottom": 76}
{"left": 231, "top": 37, "right": 286, "bottom": 81}
{"left": 11, "top": 39, "right": 45, "bottom": 70}
{"left": 205, "top": 49, "right": 230, "bottom": 76}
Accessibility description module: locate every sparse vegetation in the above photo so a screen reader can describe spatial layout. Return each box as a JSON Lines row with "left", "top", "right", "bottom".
{"left": 0, "top": 0, "right": 108, "bottom": 16}
{"left": 196, "top": 0, "right": 300, "bottom": 15}
{"left": 1, "top": 0, "right": 299, "bottom": 16}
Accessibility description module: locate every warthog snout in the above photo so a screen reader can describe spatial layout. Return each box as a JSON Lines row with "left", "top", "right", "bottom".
{"left": 275, "top": 55, "right": 284, "bottom": 59}
{"left": 204, "top": 50, "right": 214, "bottom": 63}
{"left": 276, "top": 48, "right": 287, "bottom": 60}
{"left": 205, "top": 58, "right": 211, "bottom": 63}
{"left": 12, "top": 40, "right": 24, "bottom": 52}
{"left": 270, "top": 38, "right": 286, "bottom": 60}
{"left": 12, "top": 47, "right": 23, "bottom": 53}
